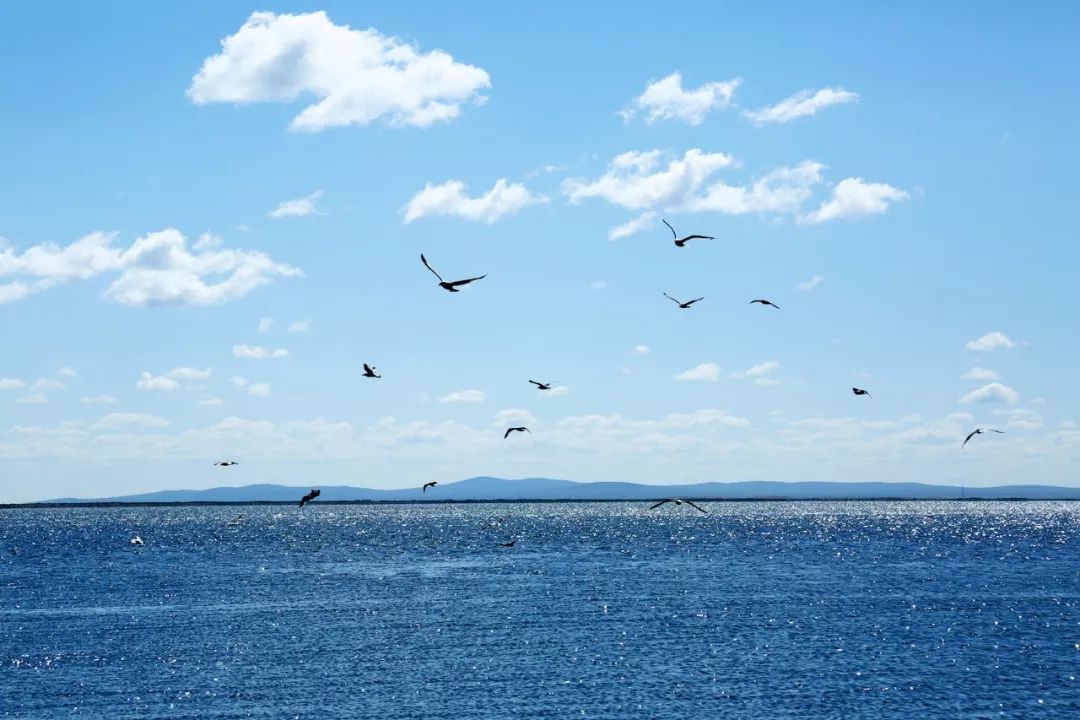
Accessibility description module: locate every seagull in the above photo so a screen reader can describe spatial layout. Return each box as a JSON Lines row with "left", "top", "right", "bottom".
{"left": 226, "top": 514, "right": 243, "bottom": 527}
{"left": 529, "top": 380, "right": 552, "bottom": 390}
{"left": 648, "top": 498, "right": 708, "bottom": 514}
{"left": 422, "top": 481, "right": 438, "bottom": 493}
{"left": 504, "top": 426, "right": 531, "bottom": 439}
{"left": 421, "top": 254, "right": 486, "bottom": 293}
{"left": 749, "top": 299, "right": 781, "bottom": 309}
{"left": 852, "top": 387, "right": 872, "bottom": 399}
{"left": 299, "top": 488, "right": 321, "bottom": 508}
{"left": 499, "top": 539, "right": 517, "bottom": 547}
{"left": 663, "top": 292, "right": 704, "bottom": 309}
{"left": 663, "top": 219, "right": 713, "bottom": 248}
{"left": 130, "top": 535, "right": 144, "bottom": 546}
{"left": 962, "top": 428, "right": 1005, "bottom": 448}
{"left": 214, "top": 460, "right": 239, "bottom": 466}
{"left": 362, "top": 363, "right": 381, "bottom": 379}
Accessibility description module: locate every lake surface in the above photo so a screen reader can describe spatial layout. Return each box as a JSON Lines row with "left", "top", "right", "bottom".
{"left": 1, "top": 501, "right": 1078, "bottom": 719}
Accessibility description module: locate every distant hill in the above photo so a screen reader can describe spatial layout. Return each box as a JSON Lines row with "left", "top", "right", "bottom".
{"left": 38, "top": 476, "right": 1080, "bottom": 504}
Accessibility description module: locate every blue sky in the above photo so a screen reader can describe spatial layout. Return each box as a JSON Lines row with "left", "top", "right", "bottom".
{"left": 2, "top": 2, "right": 1078, "bottom": 502}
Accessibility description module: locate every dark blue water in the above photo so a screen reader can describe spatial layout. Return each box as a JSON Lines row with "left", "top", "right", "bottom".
{"left": 2, "top": 502, "right": 1078, "bottom": 719}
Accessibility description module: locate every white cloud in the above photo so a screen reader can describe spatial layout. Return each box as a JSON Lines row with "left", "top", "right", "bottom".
{"left": 94, "top": 413, "right": 170, "bottom": 429}
{"left": 438, "top": 389, "right": 487, "bottom": 404}
{"left": 608, "top": 211, "right": 657, "bottom": 241}
{"left": 686, "top": 161, "right": 826, "bottom": 215}
{"left": 233, "top": 343, "right": 289, "bottom": 359}
{"left": 675, "top": 362, "right": 721, "bottom": 382}
{"left": 0, "top": 229, "right": 300, "bottom": 306}
{"left": 992, "top": 408, "right": 1043, "bottom": 430}
{"left": 0, "top": 378, "right": 25, "bottom": 390}
{"left": 802, "top": 178, "right": 909, "bottom": 223}
{"left": 797, "top": 275, "right": 824, "bottom": 291}
{"left": 287, "top": 320, "right": 311, "bottom": 333}
{"left": 0, "top": 282, "right": 35, "bottom": 304}
{"left": 403, "top": 179, "right": 546, "bottom": 224}
{"left": 58, "top": 367, "right": 77, "bottom": 378}
{"left": 545, "top": 386, "right": 570, "bottom": 397}
{"left": 258, "top": 317, "right": 273, "bottom": 332}
{"left": 633, "top": 345, "right": 651, "bottom": 355}
{"left": 31, "top": 378, "right": 65, "bottom": 392}
{"left": 269, "top": 190, "right": 323, "bottom": 219}
{"left": 193, "top": 233, "right": 223, "bottom": 251}
{"left": 966, "top": 332, "right": 1017, "bottom": 352}
{"left": 16, "top": 394, "right": 47, "bottom": 405}
{"left": 960, "top": 382, "right": 1020, "bottom": 405}
{"left": 188, "top": 11, "right": 491, "bottom": 132}
{"left": 136, "top": 372, "right": 180, "bottom": 392}
{"left": 563, "top": 149, "right": 735, "bottom": 211}
{"left": 622, "top": 73, "right": 741, "bottom": 126}
{"left": 732, "top": 361, "right": 780, "bottom": 380}
{"left": 494, "top": 408, "right": 537, "bottom": 427}
{"left": 167, "top": 367, "right": 212, "bottom": 381}
{"left": 230, "top": 375, "right": 250, "bottom": 388}
{"left": 246, "top": 383, "right": 271, "bottom": 397}
{"left": 81, "top": 395, "right": 117, "bottom": 404}
{"left": 962, "top": 367, "right": 1001, "bottom": 381}
{"left": 199, "top": 397, "right": 225, "bottom": 407}
{"left": 745, "top": 87, "right": 859, "bottom": 125}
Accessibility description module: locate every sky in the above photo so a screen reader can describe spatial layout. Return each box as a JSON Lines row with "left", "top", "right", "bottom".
{"left": 1, "top": 2, "right": 1079, "bottom": 502}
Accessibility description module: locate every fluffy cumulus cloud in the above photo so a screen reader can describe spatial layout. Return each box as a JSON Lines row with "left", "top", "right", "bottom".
{"left": 563, "top": 149, "right": 735, "bottom": 211}
{"left": 188, "top": 11, "right": 491, "bottom": 132}
{"left": 962, "top": 367, "right": 1001, "bottom": 381}
{"left": 960, "top": 382, "right": 1020, "bottom": 405}
{"left": 438, "top": 389, "right": 487, "bottom": 404}
{"left": 621, "top": 73, "right": 741, "bottom": 125}
{"left": 233, "top": 343, "right": 289, "bottom": 359}
{"left": 137, "top": 367, "right": 211, "bottom": 392}
{"left": 802, "top": 178, "right": 909, "bottom": 223}
{"left": 269, "top": 190, "right": 322, "bottom": 219}
{"left": 745, "top": 87, "right": 859, "bottom": 125}
{"left": 797, "top": 275, "right": 824, "bottom": 291}
{"left": 0, "top": 230, "right": 300, "bottom": 306}
{"left": 675, "top": 362, "right": 721, "bottom": 382}
{"left": 230, "top": 376, "right": 271, "bottom": 397}
{"left": 403, "top": 179, "right": 547, "bottom": 224}
{"left": 966, "top": 331, "right": 1017, "bottom": 352}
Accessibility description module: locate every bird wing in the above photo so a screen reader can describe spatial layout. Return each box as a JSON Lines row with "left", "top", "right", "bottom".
{"left": 962, "top": 430, "right": 978, "bottom": 447}
{"left": 503, "top": 428, "right": 512, "bottom": 439}
{"left": 447, "top": 275, "right": 486, "bottom": 287}
{"left": 363, "top": 363, "right": 374, "bottom": 373}
{"left": 685, "top": 297, "right": 705, "bottom": 306}
{"left": 420, "top": 254, "right": 444, "bottom": 282}
{"left": 768, "top": 301, "right": 780, "bottom": 309}
{"left": 684, "top": 500, "right": 709, "bottom": 514}
{"left": 662, "top": 219, "right": 676, "bottom": 238}
{"left": 682, "top": 235, "right": 714, "bottom": 241}
{"left": 523, "top": 427, "right": 531, "bottom": 433}
{"left": 989, "top": 429, "right": 1005, "bottom": 433}
{"left": 529, "top": 380, "right": 544, "bottom": 387}
{"left": 648, "top": 499, "right": 671, "bottom": 510}
{"left": 663, "top": 292, "right": 681, "bottom": 305}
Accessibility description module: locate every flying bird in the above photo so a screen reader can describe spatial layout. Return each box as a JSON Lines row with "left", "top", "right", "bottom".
{"left": 299, "top": 489, "right": 321, "bottom": 508}
{"left": 504, "top": 426, "right": 531, "bottom": 439}
{"left": 529, "top": 380, "right": 552, "bottom": 390}
{"left": 421, "top": 254, "right": 486, "bottom": 292}
{"left": 852, "top": 387, "right": 872, "bottom": 399}
{"left": 749, "top": 299, "right": 781, "bottom": 309}
{"left": 663, "top": 219, "right": 713, "bottom": 248}
{"left": 130, "top": 535, "right": 144, "bottom": 546}
{"left": 362, "top": 363, "right": 381, "bottom": 379}
{"left": 648, "top": 498, "right": 708, "bottom": 514}
{"left": 422, "top": 481, "right": 438, "bottom": 493}
{"left": 214, "top": 460, "right": 239, "bottom": 466}
{"left": 962, "top": 428, "right": 1005, "bottom": 448}
{"left": 664, "top": 292, "right": 705, "bottom": 309}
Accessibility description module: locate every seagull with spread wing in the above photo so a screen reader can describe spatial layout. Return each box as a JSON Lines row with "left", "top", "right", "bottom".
{"left": 648, "top": 498, "right": 708, "bottom": 513}
{"left": 852, "top": 387, "right": 872, "bottom": 399}
{"left": 663, "top": 219, "right": 713, "bottom": 248}
{"left": 421, "top": 254, "right": 486, "bottom": 293}
{"left": 664, "top": 292, "right": 705, "bottom": 309}
{"left": 362, "top": 363, "right": 381, "bottom": 378}
{"left": 213, "top": 460, "right": 239, "bottom": 466}
{"left": 504, "top": 426, "right": 531, "bottom": 439}
{"left": 529, "top": 380, "right": 552, "bottom": 390}
{"left": 422, "top": 481, "right": 438, "bottom": 492}
{"left": 962, "top": 428, "right": 1004, "bottom": 448}
{"left": 750, "top": 299, "right": 781, "bottom": 309}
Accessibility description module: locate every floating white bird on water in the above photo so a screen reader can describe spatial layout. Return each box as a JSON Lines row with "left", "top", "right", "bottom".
{"left": 648, "top": 498, "right": 708, "bottom": 514}
{"left": 130, "top": 535, "right": 144, "bottom": 546}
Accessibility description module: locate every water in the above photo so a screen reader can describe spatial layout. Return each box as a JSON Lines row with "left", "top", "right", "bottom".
{"left": 1, "top": 501, "right": 1078, "bottom": 719}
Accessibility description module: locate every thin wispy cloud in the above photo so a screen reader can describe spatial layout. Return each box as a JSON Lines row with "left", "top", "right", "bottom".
{"left": 403, "top": 179, "right": 547, "bottom": 224}
{"left": 966, "top": 331, "right": 1017, "bottom": 351}
{"left": 732, "top": 361, "right": 780, "bottom": 384}
{"left": 438, "top": 389, "right": 487, "bottom": 404}
{"left": 269, "top": 190, "right": 323, "bottom": 219}
{"left": 80, "top": 395, "right": 117, "bottom": 404}
{"left": 609, "top": 211, "right": 657, "bottom": 241}
{"left": 797, "top": 275, "right": 824, "bottom": 291}
{"left": 137, "top": 367, "right": 211, "bottom": 392}
{"left": 188, "top": 11, "right": 491, "bottom": 132}
{"left": 633, "top": 345, "right": 651, "bottom": 355}
{"left": 745, "top": 87, "right": 859, "bottom": 125}
{"left": 0, "top": 378, "right": 25, "bottom": 390}
{"left": 621, "top": 73, "right": 741, "bottom": 125}
{"left": 233, "top": 344, "right": 289, "bottom": 360}
{"left": 962, "top": 367, "right": 1001, "bottom": 381}
{"left": 287, "top": 320, "right": 311, "bottom": 333}
{"left": 675, "top": 362, "right": 721, "bottom": 382}
{"left": 93, "top": 413, "right": 170, "bottom": 429}
{"left": 257, "top": 317, "right": 273, "bottom": 332}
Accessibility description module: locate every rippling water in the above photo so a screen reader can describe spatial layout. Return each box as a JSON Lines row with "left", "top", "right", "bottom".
{"left": 2, "top": 501, "right": 1078, "bottom": 719}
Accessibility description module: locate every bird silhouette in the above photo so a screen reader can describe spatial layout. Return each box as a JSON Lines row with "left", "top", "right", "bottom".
{"left": 499, "top": 539, "right": 517, "bottom": 547}
{"left": 213, "top": 460, "right": 239, "bottom": 466}
{"left": 962, "top": 428, "right": 1005, "bottom": 448}
{"left": 421, "top": 254, "right": 486, "bottom": 292}
{"left": 749, "top": 299, "right": 781, "bottom": 309}
{"left": 648, "top": 498, "right": 708, "bottom": 513}
{"left": 664, "top": 292, "right": 705, "bottom": 309}
{"left": 529, "top": 380, "right": 552, "bottom": 390}
{"left": 422, "top": 481, "right": 438, "bottom": 492}
{"left": 362, "top": 363, "right": 381, "bottom": 378}
{"left": 298, "top": 488, "right": 321, "bottom": 508}
{"left": 663, "top": 219, "right": 713, "bottom": 247}
{"left": 504, "top": 426, "right": 531, "bottom": 439}
{"left": 852, "top": 387, "right": 872, "bottom": 399}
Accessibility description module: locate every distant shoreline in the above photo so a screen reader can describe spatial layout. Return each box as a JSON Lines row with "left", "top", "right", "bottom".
{"left": 3, "top": 496, "right": 1076, "bottom": 509}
